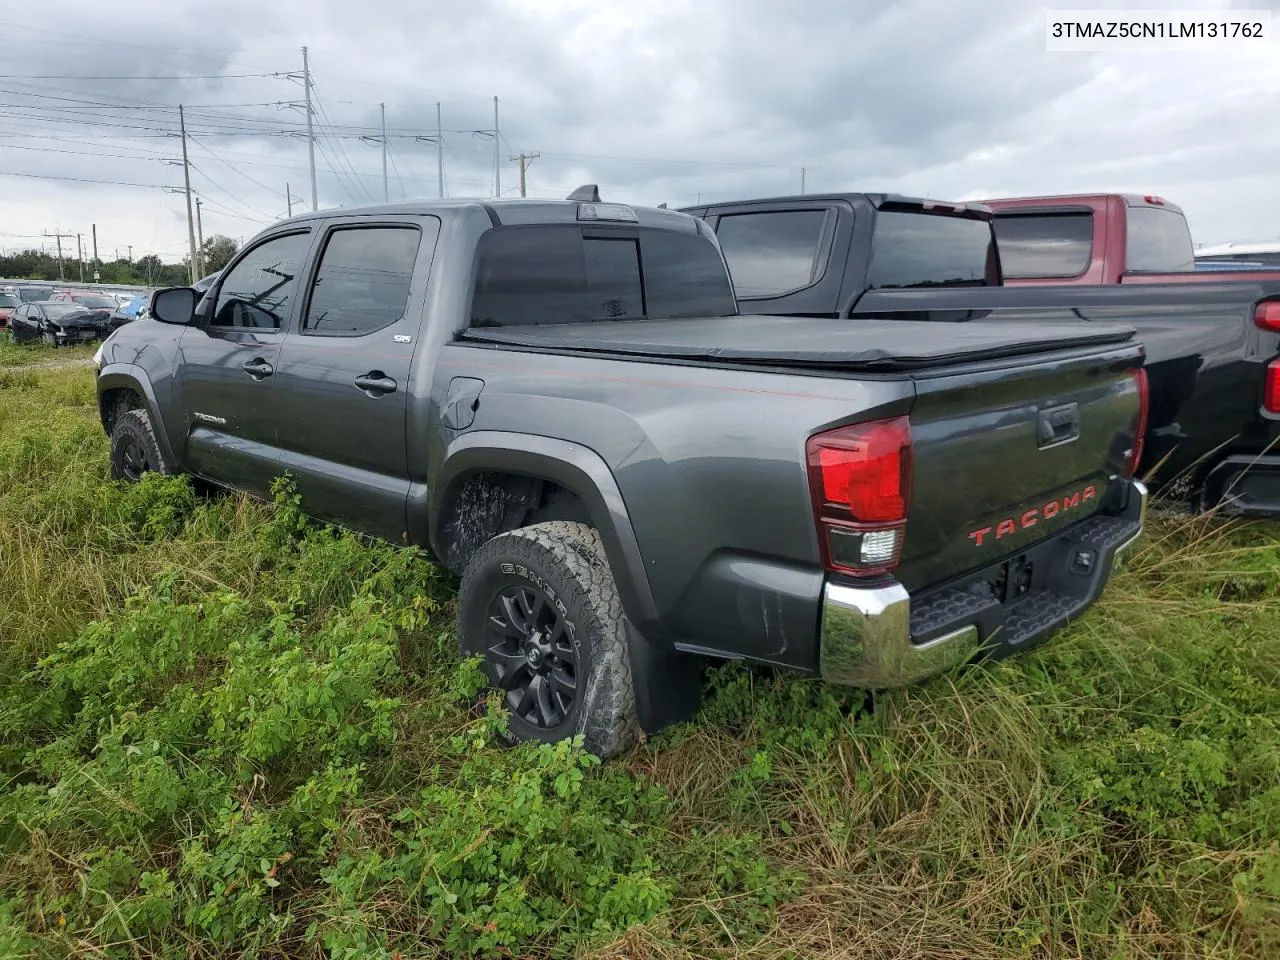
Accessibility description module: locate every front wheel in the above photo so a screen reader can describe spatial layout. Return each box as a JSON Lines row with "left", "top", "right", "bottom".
{"left": 109, "top": 409, "right": 174, "bottom": 481}
{"left": 42, "top": 330, "right": 56, "bottom": 347}
{"left": 458, "top": 521, "right": 640, "bottom": 758}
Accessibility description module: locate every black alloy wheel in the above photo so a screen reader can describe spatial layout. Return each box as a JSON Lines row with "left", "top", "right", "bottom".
{"left": 117, "top": 435, "right": 150, "bottom": 481}
{"left": 484, "top": 584, "right": 579, "bottom": 728}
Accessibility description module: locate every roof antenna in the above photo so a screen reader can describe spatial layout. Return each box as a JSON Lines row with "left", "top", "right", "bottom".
{"left": 657, "top": 202, "right": 667, "bottom": 209}
{"left": 567, "top": 184, "right": 601, "bottom": 202}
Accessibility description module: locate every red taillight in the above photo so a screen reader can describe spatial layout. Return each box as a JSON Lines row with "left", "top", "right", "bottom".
{"left": 1124, "top": 368, "right": 1149, "bottom": 478}
{"left": 1265, "top": 360, "right": 1280, "bottom": 414}
{"left": 807, "top": 416, "right": 912, "bottom": 575}
{"left": 1254, "top": 301, "right": 1280, "bottom": 333}
{"left": 1143, "top": 195, "right": 1166, "bottom": 206}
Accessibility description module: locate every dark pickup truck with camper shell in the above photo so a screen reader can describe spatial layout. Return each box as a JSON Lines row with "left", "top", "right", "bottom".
{"left": 686, "top": 193, "right": 1280, "bottom": 517}
{"left": 94, "top": 190, "right": 1148, "bottom": 757}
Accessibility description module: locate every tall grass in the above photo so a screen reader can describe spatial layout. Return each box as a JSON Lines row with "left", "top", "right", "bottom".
{"left": 0, "top": 357, "right": 1277, "bottom": 958}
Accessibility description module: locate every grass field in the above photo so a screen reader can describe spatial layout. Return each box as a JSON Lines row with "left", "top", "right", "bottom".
{"left": 1, "top": 347, "right": 1277, "bottom": 959}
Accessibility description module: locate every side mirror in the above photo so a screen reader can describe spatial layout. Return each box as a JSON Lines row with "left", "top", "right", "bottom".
{"left": 149, "top": 287, "right": 197, "bottom": 326}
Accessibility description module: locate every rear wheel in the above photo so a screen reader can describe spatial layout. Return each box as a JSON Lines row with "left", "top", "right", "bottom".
{"left": 459, "top": 521, "right": 640, "bottom": 758}
{"left": 109, "top": 409, "right": 174, "bottom": 481}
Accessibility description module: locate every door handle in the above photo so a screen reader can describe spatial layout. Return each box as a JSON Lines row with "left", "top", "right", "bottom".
{"left": 1037, "top": 402, "right": 1080, "bottom": 448}
{"left": 354, "top": 372, "right": 397, "bottom": 395}
{"left": 242, "top": 358, "right": 274, "bottom": 380}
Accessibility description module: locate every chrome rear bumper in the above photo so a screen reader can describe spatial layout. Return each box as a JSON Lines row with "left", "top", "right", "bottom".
{"left": 819, "top": 480, "right": 1147, "bottom": 688}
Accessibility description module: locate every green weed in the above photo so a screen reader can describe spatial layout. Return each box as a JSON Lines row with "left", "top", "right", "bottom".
{"left": 0, "top": 361, "right": 1276, "bottom": 959}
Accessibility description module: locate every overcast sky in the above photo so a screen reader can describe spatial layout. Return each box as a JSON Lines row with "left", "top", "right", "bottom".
{"left": 2, "top": 0, "right": 1278, "bottom": 264}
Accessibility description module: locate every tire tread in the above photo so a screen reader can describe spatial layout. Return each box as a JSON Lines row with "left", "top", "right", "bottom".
{"left": 460, "top": 521, "right": 640, "bottom": 758}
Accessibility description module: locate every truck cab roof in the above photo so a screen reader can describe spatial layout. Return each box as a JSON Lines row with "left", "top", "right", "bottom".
{"left": 984, "top": 193, "right": 1185, "bottom": 216}
{"left": 276, "top": 197, "right": 704, "bottom": 232}
{"left": 682, "top": 192, "right": 994, "bottom": 219}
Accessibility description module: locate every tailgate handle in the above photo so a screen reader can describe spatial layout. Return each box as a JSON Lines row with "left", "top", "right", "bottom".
{"left": 1038, "top": 403, "right": 1080, "bottom": 448}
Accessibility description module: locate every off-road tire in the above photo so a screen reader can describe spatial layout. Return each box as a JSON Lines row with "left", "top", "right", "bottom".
{"left": 109, "top": 408, "right": 175, "bottom": 481}
{"left": 459, "top": 521, "right": 641, "bottom": 758}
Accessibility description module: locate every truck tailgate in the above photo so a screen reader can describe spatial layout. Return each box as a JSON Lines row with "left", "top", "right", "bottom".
{"left": 896, "top": 343, "right": 1143, "bottom": 593}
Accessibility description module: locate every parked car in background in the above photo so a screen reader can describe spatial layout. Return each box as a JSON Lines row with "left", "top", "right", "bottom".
{"left": 1195, "top": 260, "right": 1273, "bottom": 272}
{"left": 1195, "top": 240, "right": 1280, "bottom": 266}
{"left": 109, "top": 294, "right": 150, "bottom": 329}
{"left": 50, "top": 290, "right": 121, "bottom": 313}
{"left": 97, "top": 192, "right": 1148, "bottom": 755}
{"left": 8, "top": 301, "right": 109, "bottom": 345}
{"left": 18, "top": 286, "right": 51, "bottom": 303}
{"left": 686, "top": 192, "right": 1280, "bottom": 517}
{"left": 0, "top": 291, "right": 20, "bottom": 328}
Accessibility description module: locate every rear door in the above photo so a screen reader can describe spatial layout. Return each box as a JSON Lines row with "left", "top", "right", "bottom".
{"left": 173, "top": 228, "right": 316, "bottom": 496}
{"left": 267, "top": 216, "right": 440, "bottom": 541}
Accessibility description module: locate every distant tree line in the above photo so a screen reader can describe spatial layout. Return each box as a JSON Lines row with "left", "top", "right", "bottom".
{"left": 0, "top": 235, "right": 240, "bottom": 287}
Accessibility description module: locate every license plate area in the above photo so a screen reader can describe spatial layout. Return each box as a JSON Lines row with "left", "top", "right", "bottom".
{"left": 986, "top": 553, "right": 1035, "bottom": 604}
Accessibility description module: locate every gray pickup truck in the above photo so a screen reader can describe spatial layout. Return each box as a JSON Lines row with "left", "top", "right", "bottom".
{"left": 94, "top": 191, "right": 1149, "bottom": 756}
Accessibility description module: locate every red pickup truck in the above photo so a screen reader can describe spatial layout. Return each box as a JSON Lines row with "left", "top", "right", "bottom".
{"left": 983, "top": 193, "right": 1280, "bottom": 286}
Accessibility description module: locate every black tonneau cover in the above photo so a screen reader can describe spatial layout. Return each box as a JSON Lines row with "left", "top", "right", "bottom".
{"left": 460, "top": 315, "right": 1138, "bottom": 372}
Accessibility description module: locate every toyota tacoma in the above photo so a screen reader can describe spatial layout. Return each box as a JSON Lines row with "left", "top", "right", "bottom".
{"left": 95, "top": 190, "right": 1149, "bottom": 757}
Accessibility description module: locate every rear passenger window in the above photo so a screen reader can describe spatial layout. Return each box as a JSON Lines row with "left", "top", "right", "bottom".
{"left": 714, "top": 210, "right": 828, "bottom": 298}
{"left": 305, "top": 226, "right": 422, "bottom": 335}
{"left": 212, "top": 231, "right": 311, "bottom": 329}
{"left": 470, "top": 225, "right": 735, "bottom": 328}
{"left": 471, "top": 227, "right": 587, "bottom": 327}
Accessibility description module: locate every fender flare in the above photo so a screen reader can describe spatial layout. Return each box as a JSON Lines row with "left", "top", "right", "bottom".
{"left": 432, "top": 431, "right": 703, "bottom": 735}
{"left": 431, "top": 431, "right": 661, "bottom": 638}
{"left": 96, "top": 364, "right": 178, "bottom": 467}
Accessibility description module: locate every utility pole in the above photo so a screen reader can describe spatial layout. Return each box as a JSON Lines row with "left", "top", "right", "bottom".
{"left": 492, "top": 96, "right": 500, "bottom": 198}
{"left": 44, "top": 231, "right": 72, "bottom": 281}
{"left": 509, "top": 152, "right": 540, "bottom": 198}
{"left": 286, "top": 182, "right": 297, "bottom": 216}
{"left": 379, "top": 102, "right": 388, "bottom": 203}
{"left": 91, "top": 223, "right": 100, "bottom": 282}
{"left": 75, "top": 233, "right": 84, "bottom": 283}
{"left": 303, "top": 46, "right": 317, "bottom": 212}
{"left": 800, "top": 167, "right": 806, "bottom": 195}
{"left": 436, "top": 102, "right": 444, "bottom": 199}
{"left": 127, "top": 245, "right": 133, "bottom": 263}
{"left": 195, "top": 197, "right": 206, "bottom": 279}
{"left": 179, "top": 105, "right": 199, "bottom": 285}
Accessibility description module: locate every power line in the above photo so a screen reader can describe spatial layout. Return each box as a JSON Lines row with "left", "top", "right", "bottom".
{"left": 313, "top": 137, "right": 362, "bottom": 205}
{"left": 386, "top": 142, "right": 407, "bottom": 200}
{"left": 311, "top": 81, "right": 375, "bottom": 203}
{"left": 0, "top": 72, "right": 281, "bottom": 80}
{"left": 0, "top": 21, "right": 286, "bottom": 71}
{"left": 0, "top": 169, "right": 175, "bottom": 188}
{"left": 187, "top": 162, "right": 275, "bottom": 222}
{"left": 0, "top": 142, "right": 177, "bottom": 163}
{"left": 188, "top": 136, "right": 284, "bottom": 199}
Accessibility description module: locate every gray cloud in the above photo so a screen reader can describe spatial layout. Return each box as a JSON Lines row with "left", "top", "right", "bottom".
{"left": 2, "top": 0, "right": 1279, "bottom": 263}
